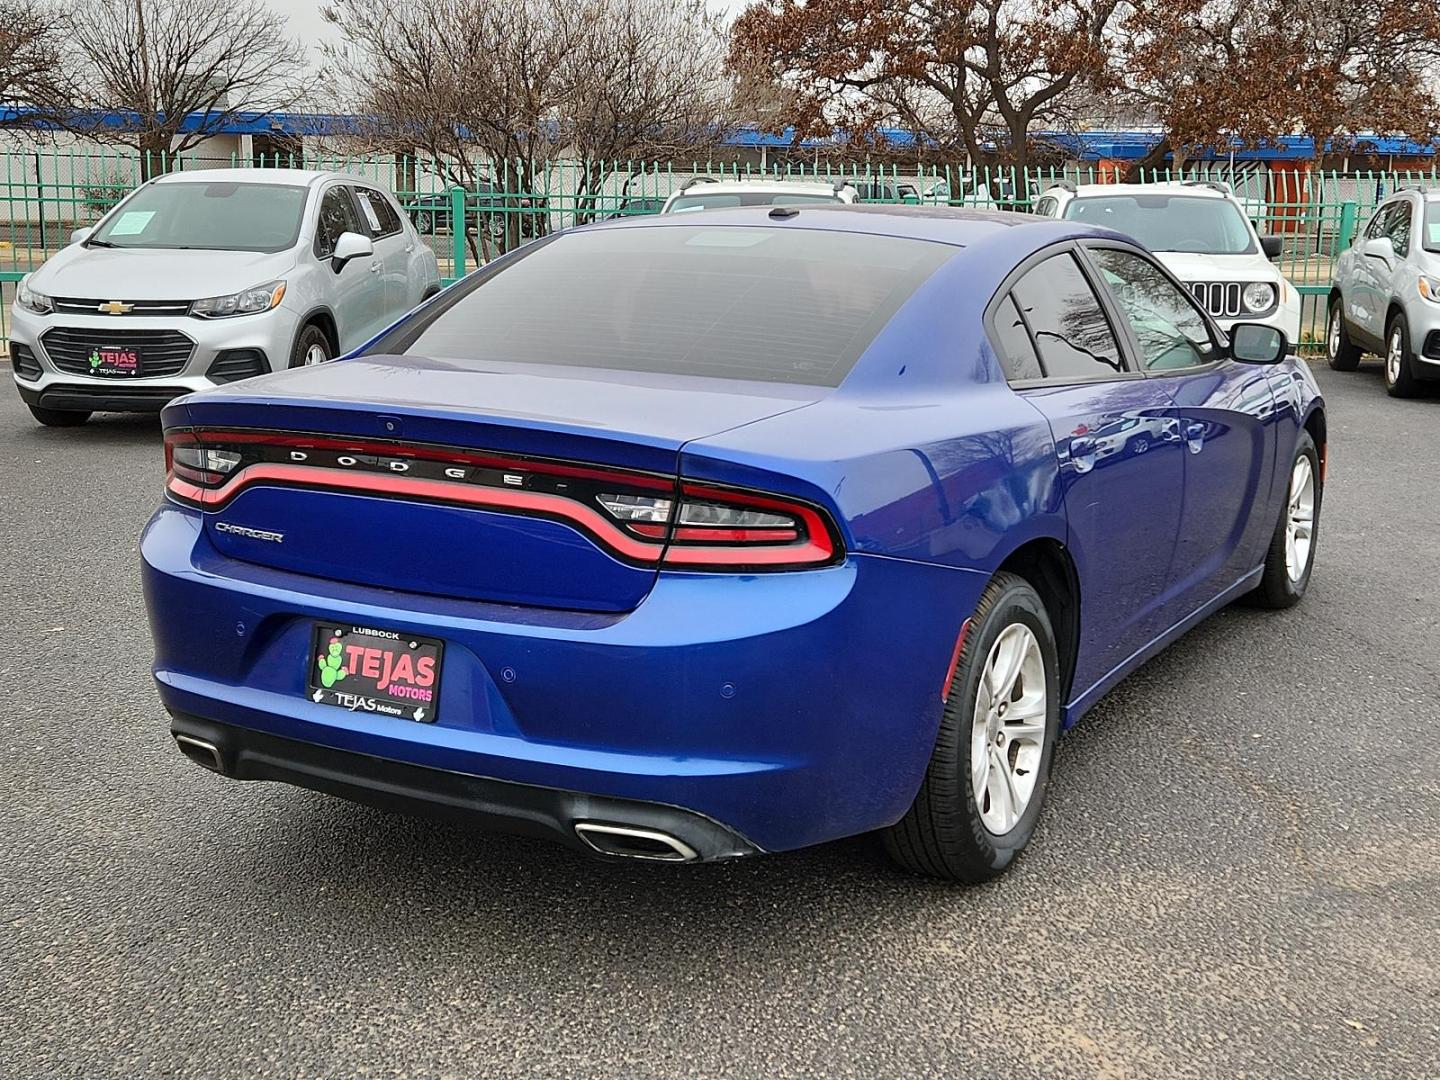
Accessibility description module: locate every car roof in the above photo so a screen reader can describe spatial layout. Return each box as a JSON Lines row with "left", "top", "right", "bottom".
{"left": 583, "top": 202, "right": 1120, "bottom": 250}
{"left": 673, "top": 180, "right": 846, "bottom": 196}
{"left": 1056, "top": 181, "right": 1233, "bottom": 200}
{"left": 148, "top": 168, "right": 361, "bottom": 188}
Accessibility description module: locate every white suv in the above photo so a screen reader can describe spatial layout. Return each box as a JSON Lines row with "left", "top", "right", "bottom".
{"left": 1034, "top": 181, "right": 1300, "bottom": 342}
{"left": 10, "top": 168, "right": 441, "bottom": 426}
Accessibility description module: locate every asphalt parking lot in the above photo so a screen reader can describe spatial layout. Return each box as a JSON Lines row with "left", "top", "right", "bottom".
{"left": 1, "top": 363, "right": 1436, "bottom": 1079}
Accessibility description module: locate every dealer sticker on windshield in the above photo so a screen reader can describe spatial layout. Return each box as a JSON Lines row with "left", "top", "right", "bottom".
{"left": 307, "top": 623, "right": 443, "bottom": 723}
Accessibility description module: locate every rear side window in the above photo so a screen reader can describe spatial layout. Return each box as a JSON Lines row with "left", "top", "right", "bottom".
{"left": 381, "top": 226, "right": 956, "bottom": 386}
{"left": 1009, "top": 253, "right": 1125, "bottom": 379}
{"left": 990, "top": 295, "right": 1043, "bottom": 381}
{"left": 356, "top": 188, "right": 403, "bottom": 237}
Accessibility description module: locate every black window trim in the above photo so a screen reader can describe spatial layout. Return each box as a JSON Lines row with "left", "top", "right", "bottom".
{"left": 1074, "top": 239, "right": 1230, "bottom": 379}
{"left": 982, "top": 239, "right": 1142, "bottom": 388}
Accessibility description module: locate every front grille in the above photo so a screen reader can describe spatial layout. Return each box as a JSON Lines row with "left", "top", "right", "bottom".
{"left": 1189, "top": 281, "right": 1245, "bottom": 319}
{"left": 52, "top": 297, "right": 193, "bottom": 316}
{"left": 10, "top": 342, "right": 42, "bottom": 381}
{"left": 207, "top": 349, "right": 269, "bottom": 383}
{"left": 40, "top": 327, "right": 195, "bottom": 377}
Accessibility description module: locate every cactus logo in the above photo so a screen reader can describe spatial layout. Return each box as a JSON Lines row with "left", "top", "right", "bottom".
{"left": 88, "top": 350, "right": 101, "bottom": 369}
{"left": 316, "top": 637, "right": 348, "bottom": 688}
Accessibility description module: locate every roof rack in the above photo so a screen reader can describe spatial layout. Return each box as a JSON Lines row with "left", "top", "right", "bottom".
{"left": 833, "top": 178, "right": 855, "bottom": 193}
{"left": 1050, "top": 179, "right": 1077, "bottom": 193}
{"left": 1181, "top": 179, "right": 1232, "bottom": 195}
{"left": 678, "top": 175, "right": 719, "bottom": 193}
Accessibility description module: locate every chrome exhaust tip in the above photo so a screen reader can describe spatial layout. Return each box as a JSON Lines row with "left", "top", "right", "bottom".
{"left": 574, "top": 822, "right": 699, "bottom": 863}
{"left": 173, "top": 733, "right": 224, "bottom": 773}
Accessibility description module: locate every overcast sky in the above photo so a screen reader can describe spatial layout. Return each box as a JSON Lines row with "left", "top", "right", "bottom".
{"left": 262, "top": 0, "right": 749, "bottom": 69}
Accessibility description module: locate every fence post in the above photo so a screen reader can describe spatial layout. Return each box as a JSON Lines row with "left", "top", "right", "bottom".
{"left": 449, "top": 186, "right": 467, "bottom": 278}
{"left": 1337, "top": 201, "right": 1358, "bottom": 250}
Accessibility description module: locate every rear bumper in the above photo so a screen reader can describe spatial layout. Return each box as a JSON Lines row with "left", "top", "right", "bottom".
{"left": 169, "top": 713, "right": 760, "bottom": 862}
{"left": 142, "top": 502, "right": 988, "bottom": 853}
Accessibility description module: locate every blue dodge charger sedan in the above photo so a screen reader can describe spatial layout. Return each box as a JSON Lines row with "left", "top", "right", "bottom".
{"left": 142, "top": 206, "right": 1325, "bottom": 882}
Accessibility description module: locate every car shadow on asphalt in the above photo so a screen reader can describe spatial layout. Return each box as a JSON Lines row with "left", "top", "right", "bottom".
{"left": 14, "top": 410, "right": 163, "bottom": 447}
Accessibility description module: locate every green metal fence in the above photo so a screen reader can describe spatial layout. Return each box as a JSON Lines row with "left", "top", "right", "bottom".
{"left": 3, "top": 149, "right": 1437, "bottom": 346}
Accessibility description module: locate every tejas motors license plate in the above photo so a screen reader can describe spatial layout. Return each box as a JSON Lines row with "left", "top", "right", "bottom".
{"left": 307, "top": 623, "right": 443, "bottom": 723}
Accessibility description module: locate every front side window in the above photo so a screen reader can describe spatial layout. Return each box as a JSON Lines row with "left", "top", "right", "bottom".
{"left": 1062, "top": 194, "right": 1256, "bottom": 255}
{"left": 1386, "top": 200, "right": 1414, "bottom": 255}
{"left": 315, "top": 186, "right": 364, "bottom": 258}
{"left": 378, "top": 225, "right": 955, "bottom": 386}
{"left": 1365, "top": 204, "right": 1396, "bottom": 242}
{"left": 89, "top": 181, "right": 307, "bottom": 253}
{"left": 1009, "top": 253, "right": 1125, "bottom": 379}
{"left": 1088, "top": 247, "right": 1215, "bottom": 371}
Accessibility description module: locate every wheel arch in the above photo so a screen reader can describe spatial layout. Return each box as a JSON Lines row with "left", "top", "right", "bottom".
{"left": 994, "top": 537, "right": 1081, "bottom": 709}
{"left": 1302, "top": 405, "right": 1327, "bottom": 480}
{"left": 295, "top": 306, "right": 339, "bottom": 356}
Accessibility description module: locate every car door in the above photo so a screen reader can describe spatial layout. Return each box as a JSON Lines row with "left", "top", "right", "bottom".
{"left": 1351, "top": 202, "right": 1400, "bottom": 339}
{"left": 313, "top": 183, "right": 386, "bottom": 351}
{"left": 354, "top": 186, "right": 417, "bottom": 322}
{"left": 991, "top": 248, "right": 1185, "bottom": 692}
{"left": 1083, "top": 243, "right": 1276, "bottom": 625}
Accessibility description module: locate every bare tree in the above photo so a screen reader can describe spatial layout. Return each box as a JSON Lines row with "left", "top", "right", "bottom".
{"left": 29, "top": 0, "right": 313, "bottom": 175}
{"left": 0, "top": 0, "right": 63, "bottom": 113}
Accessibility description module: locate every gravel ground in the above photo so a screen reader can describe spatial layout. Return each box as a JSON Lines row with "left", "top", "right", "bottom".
{"left": 1, "top": 362, "right": 1436, "bottom": 1079}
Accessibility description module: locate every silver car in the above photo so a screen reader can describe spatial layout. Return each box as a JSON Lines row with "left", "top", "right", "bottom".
{"left": 9, "top": 168, "right": 441, "bottom": 426}
{"left": 1328, "top": 187, "right": 1440, "bottom": 397}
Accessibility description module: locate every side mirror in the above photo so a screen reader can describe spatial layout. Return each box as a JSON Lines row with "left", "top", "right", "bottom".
{"left": 1362, "top": 236, "right": 1394, "bottom": 262}
{"left": 1230, "top": 322, "right": 1288, "bottom": 365}
{"left": 330, "top": 231, "right": 374, "bottom": 272}
{"left": 71, "top": 227, "right": 93, "bottom": 245}
{"left": 1259, "top": 235, "right": 1283, "bottom": 261}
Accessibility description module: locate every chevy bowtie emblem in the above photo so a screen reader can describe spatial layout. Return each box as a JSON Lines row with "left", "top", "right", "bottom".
{"left": 97, "top": 300, "right": 133, "bottom": 315}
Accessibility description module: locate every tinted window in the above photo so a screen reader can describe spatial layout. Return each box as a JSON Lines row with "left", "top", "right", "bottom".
{"left": 1365, "top": 204, "right": 1393, "bottom": 240}
{"left": 1387, "top": 200, "right": 1413, "bottom": 254}
{"left": 1063, "top": 194, "right": 1256, "bottom": 255}
{"left": 356, "top": 188, "right": 402, "bottom": 237}
{"left": 991, "top": 294, "right": 1043, "bottom": 381}
{"left": 383, "top": 226, "right": 955, "bottom": 386}
{"left": 315, "top": 186, "right": 364, "bottom": 257}
{"left": 1010, "top": 253, "right": 1125, "bottom": 379}
{"left": 90, "top": 181, "right": 306, "bottom": 253}
{"left": 1089, "top": 247, "right": 1215, "bottom": 371}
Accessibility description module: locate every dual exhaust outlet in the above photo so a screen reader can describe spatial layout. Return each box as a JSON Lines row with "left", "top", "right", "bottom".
{"left": 173, "top": 732, "right": 700, "bottom": 863}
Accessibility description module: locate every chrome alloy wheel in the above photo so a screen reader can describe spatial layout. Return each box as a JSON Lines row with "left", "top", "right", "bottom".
{"left": 304, "top": 343, "right": 329, "bottom": 366}
{"left": 1327, "top": 308, "right": 1342, "bottom": 358}
{"left": 970, "top": 623, "right": 1047, "bottom": 835}
{"left": 1285, "top": 454, "right": 1316, "bottom": 582}
{"left": 1386, "top": 326, "right": 1404, "bottom": 385}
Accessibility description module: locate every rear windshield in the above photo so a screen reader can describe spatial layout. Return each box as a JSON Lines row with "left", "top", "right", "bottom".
{"left": 1063, "top": 194, "right": 1256, "bottom": 255}
{"left": 668, "top": 192, "right": 843, "bottom": 212}
{"left": 383, "top": 225, "right": 955, "bottom": 386}
{"left": 90, "top": 181, "right": 308, "bottom": 253}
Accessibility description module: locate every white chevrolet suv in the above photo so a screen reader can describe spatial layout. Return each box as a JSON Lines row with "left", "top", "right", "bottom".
{"left": 9, "top": 168, "right": 441, "bottom": 426}
{"left": 1033, "top": 181, "right": 1300, "bottom": 343}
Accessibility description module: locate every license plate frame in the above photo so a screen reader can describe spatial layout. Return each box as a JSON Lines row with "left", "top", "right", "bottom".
{"left": 89, "top": 344, "right": 142, "bottom": 378}
{"left": 306, "top": 622, "right": 444, "bottom": 723}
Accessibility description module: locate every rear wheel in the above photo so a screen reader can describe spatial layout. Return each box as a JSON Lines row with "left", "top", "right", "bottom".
{"left": 1326, "top": 300, "right": 1362, "bottom": 371}
{"left": 883, "top": 572, "right": 1060, "bottom": 883}
{"left": 27, "top": 404, "right": 91, "bottom": 427}
{"left": 1384, "top": 314, "right": 1421, "bottom": 397}
{"left": 289, "top": 324, "right": 332, "bottom": 369}
{"left": 1250, "top": 429, "right": 1320, "bottom": 609}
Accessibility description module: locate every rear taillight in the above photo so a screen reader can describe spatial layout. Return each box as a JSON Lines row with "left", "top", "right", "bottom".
{"left": 163, "top": 429, "right": 841, "bottom": 571}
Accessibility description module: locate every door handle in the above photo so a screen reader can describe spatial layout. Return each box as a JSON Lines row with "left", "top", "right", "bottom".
{"left": 1184, "top": 421, "right": 1206, "bottom": 453}
{"left": 368, "top": 261, "right": 382, "bottom": 273}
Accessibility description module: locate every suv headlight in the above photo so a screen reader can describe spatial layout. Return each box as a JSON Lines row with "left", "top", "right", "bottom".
{"left": 191, "top": 280, "right": 286, "bottom": 319}
{"left": 1418, "top": 276, "right": 1440, "bottom": 302}
{"left": 16, "top": 277, "right": 52, "bottom": 315}
{"left": 1242, "top": 282, "right": 1276, "bottom": 313}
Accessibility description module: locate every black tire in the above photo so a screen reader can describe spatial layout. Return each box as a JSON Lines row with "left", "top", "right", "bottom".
{"left": 288, "top": 324, "right": 333, "bottom": 369}
{"left": 1250, "top": 429, "right": 1321, "bottom": 609}
{"left": 27, "top": 404, "right": 91, "bottom": 427}
{"left": 883, "top": 572, "right": 1061, "bottom": 883}
{"left": 1326, "top": 298, "right": 1362, "bottom": 371}
{"left": 1129, "top": 434, "right": 1150, "bottom": 456}
{"left": 1384, "top": 313, "right": 1422, "bottom": 398}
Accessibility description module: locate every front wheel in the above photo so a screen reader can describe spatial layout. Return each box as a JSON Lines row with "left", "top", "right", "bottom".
{"left": 288, "top": 324, "right": 332, "bottom": 369}
{"left": 28, "top": 404, "right": 91, "bottom": 427}
{"left": 1250, "top": 429, "right": 1321, "bottom": 609}
{"left": 1326, "top": 300, "right": 1362, "bottom": 371}
{"left": 883, "top": 572, "right": 1061, "bottom": 883}
{"left": 1384, "top": 314, "right": 1422, "bottom": 398}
